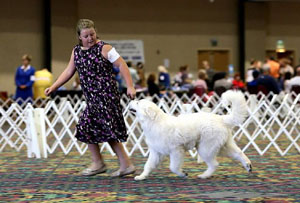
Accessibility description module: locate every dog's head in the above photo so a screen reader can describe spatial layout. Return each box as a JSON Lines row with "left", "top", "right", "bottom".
{"left": 129, "top": 99, "right": 163, "bottom": 121}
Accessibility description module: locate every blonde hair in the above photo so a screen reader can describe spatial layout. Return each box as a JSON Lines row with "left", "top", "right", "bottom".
{"left": 76, "top": 19, "right": 97, "bottom": 45}
{"left": 22, "top": 54, "right": 32, "bottom": 62}
{"left": 158, "top": 65, "right": 168, "bottom": 73}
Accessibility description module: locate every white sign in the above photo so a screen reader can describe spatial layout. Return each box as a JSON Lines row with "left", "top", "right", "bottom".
{"left": 105, "top": 40, "right": 145, "bottom": 65}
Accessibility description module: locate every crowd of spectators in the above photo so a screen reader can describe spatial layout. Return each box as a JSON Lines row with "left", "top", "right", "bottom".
{"left": 116, "top": 57, "right": 300, "bottom": 98}
{"left": 246, "top": 57, "right": 300, "bottom": 95}
{"left": 10, "top": 54, "right": 300, "bottom": 104}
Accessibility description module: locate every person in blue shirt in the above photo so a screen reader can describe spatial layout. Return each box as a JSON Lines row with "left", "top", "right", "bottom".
{"left": 247, "top": 70, "right": 260, "bottom": 87}
{"left": 14, "top": 54, "right": 35, "bottom": 103}
{"left": 256, "top": 64, "right": 280, "bottom": 94}
{"left": 158, "top": 65, "right": 170, "bottom": 90}
{"left": 246, "top": 70, "right": 260, "bottom": 94}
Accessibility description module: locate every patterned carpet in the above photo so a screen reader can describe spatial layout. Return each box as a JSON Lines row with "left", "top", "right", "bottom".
{"left": 0, "top": 147, "right": 300, "bottom": 203}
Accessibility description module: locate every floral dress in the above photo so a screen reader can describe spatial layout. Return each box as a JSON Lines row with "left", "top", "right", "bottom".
{"left": 73, "top": 41, "right": 128, "bottom": 144}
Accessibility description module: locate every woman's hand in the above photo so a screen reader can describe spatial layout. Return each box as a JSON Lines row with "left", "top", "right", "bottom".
{"left": 112, "top": 56, "right": 136, "bottom": 99}
{"left": 127, "top": 86, "right": 136, "bottom": 100}
{"left": 44, "top": 87, "right": 54, "bottom": 97}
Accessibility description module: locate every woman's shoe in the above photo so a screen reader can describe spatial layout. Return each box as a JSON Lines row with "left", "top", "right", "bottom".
{"left": 81, "top": 164, "right": 107, "bottom": 176}
{"left": 110, "top": 165, "right": 136, "bottom": 177}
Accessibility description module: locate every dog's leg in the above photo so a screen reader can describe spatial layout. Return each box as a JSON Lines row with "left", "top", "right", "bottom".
{"left": 197, "top": 154, "right": 204, "bottom": 163}
{"left": 169, "top": 149, "right": 188, "bottom": 177}
{"left": 197, "top": 146, "right": 219, "bottom": 179}
{"left": 225, "top": 140, "right": 252, "bottom": 173}
{"left": 134, "top": 151, "right": 162, "bottom": 181}
{"left": 197, "top": 158, "right": 218, "bottom": 179}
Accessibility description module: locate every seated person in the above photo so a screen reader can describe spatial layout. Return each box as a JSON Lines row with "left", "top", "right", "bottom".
{"left": 246, "top": 59, "right": 261, "bottom": 83}
{"left": 256, "top": 65, "right": 280, "bottom": 94}
{"left": 285, "top": 66, "right": 300, "bottom": 92}
{"left": 213, "top": 72, "right": 232, "bottom": 91}
{"left": 193, "top": 70, "right": 208, "bottom": 92}
{"left": 247, "top": 70, "right": 260, "bottom": 87}
{"left": 247, "top": 70, "right": 260, "bottom": 94}
{"left": 281, "top": 72, "right": 292, "bottom": 92}
{"left": 232, "top": 73, "right": 245, "bottom": 90}
{"left": 147, "top": 73, "right": 160, "bottom": 97}
{"left": 174, "top": 65, "right": 193, "bottom": 90}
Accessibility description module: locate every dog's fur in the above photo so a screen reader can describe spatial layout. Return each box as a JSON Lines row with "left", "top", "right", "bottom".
{"left": 129, "top": 90, "right": 252, "bottom": 180}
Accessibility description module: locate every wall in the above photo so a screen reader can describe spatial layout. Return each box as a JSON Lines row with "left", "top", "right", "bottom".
{"left": 245, "top": 2, "right": 300, "bottom": 66}
{"left": 1, "top": 1, "right": 300, "bottom": 95}
{"left": 51, "top": 0, "right": 78, "bottom": 88}
{"left": 245, "top": 2, "right": 267, "bottom": 62}
{"left": 0, "top": 0, "right": 44, "bottom": 96}
{"left": 0, "top": 0, "right": 240, "bottom": 94}
{"left": 266, "top": 2, "right": 300, "bottom": 65}
{"left": 77, "top": 0, "right": 239, "bottom": 77}
{"left": 47, "top": 0, "right": 239, "bottom": 87}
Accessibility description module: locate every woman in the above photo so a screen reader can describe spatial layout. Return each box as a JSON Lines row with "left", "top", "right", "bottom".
{"left": 14, "top": 54, "right": 35, "bottom": 103}
{"left": 45, "top": 19, "right": 136, "bottom": 177}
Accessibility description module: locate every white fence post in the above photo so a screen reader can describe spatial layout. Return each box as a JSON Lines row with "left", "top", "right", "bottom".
{"left": 34, "top": 108, "right": 47, "bottom": 158}
{"left": 26, "top": 106, "right": 47, "bottom": 158}
{"left": 26, "top": 104, "right": 41, "bottom": 158}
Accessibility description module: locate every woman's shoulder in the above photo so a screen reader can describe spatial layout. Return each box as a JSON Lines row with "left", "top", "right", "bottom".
{"left": 29, "top": 66, "right": 36, "bottom": 71}
{"left": 100, "top": 41, "right": 112, "bottom": 51}
{"left": 73, "top": 44, "right": 81, "bottom": 54}
{"left": 100, "top": 40, "right": 110, "bottom": 46}
{"left": 73, "top": 44, "right": 81, "bottom": 50}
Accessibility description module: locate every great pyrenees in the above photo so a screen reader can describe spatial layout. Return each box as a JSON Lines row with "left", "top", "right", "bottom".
{"left": 129, "top": 90, "right": 252, "bottom": 180}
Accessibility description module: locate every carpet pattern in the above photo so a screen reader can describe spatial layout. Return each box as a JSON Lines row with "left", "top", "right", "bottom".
{"left": 0, "top": 147, "right": 300, "bottom": 202}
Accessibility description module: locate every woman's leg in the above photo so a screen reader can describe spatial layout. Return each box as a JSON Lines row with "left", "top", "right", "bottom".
{"left": 88, "top": 143, "right": 105, "bottom": 169}
{"left": 108, "top": 141, "right": 133, "bottom": 170}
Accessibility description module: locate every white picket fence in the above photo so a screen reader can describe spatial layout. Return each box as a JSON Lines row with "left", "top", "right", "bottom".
{"left": 0, "top": 91, "right": 300, "bottom": 158}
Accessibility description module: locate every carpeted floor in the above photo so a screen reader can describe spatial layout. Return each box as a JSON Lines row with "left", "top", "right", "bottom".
{"left": 0, "top": 146, "right": 300, "bottom": 202}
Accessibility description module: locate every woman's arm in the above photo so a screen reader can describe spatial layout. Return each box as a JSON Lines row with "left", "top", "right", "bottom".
{"left": 45, "top": 49, "right": 76, "bottom": 96}
{"left": 15, "top": 68, "right": 22, "bottom": 87}
{"left": 114, "top": 58, "right": 136, "bottom": 99}
{"left": 102, "top": 45, "right": 136, "bottom": 99}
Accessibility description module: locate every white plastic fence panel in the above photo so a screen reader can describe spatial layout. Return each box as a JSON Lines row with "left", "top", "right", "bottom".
{"left": 0, "top": 103, "right": 29, "bottom": 152}
{"left": 1, "top": 92, "right": 300, "bottom": 158}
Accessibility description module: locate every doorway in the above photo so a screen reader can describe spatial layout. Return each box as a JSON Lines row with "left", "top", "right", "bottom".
{"left": 266, "top": 50, "right": 296, "bottom": 66}
{"left": 198, "top": 50, "right": 230, "bottom": 72}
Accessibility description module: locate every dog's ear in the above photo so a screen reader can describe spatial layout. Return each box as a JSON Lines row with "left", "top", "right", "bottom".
{"left": 145, "top": 106, "right": 157, "bottom": 120}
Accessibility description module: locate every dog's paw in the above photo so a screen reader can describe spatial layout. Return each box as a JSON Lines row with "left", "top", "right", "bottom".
{"left": 246, "top": 163, "right": 252, "bottom": 173}
{"left": 183, "top": 171, "right": 188, "bottom": 177}
{"left": 134, "top": 175, "right": 146, "bottom": 181}
{"left": 178, "top": 172, "right": 188, "bottom": 178}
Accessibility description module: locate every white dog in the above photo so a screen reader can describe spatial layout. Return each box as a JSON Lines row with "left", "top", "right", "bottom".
{"left": 129, "top": 90, "right": 252, "bottom": 180}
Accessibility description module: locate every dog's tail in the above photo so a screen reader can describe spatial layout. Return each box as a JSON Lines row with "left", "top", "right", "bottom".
{"left": 221, "top": 90, "right": 248, "bottom": 127}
